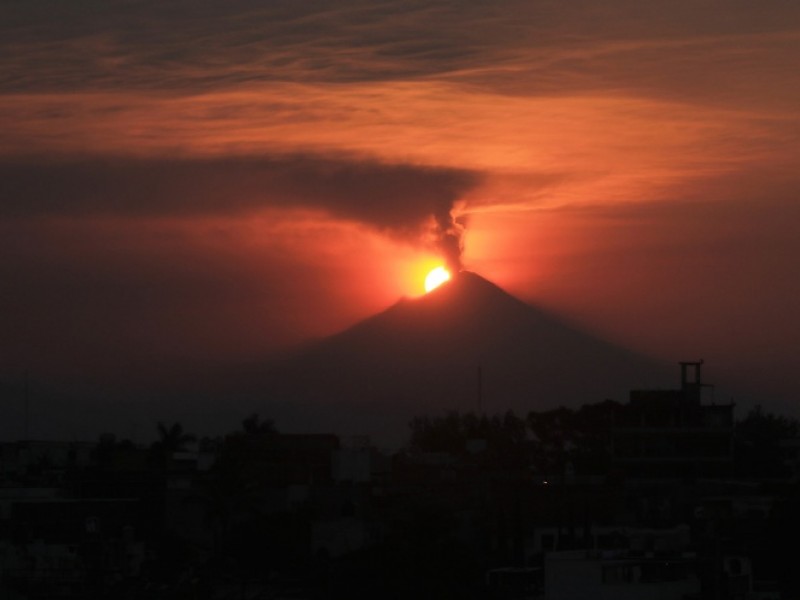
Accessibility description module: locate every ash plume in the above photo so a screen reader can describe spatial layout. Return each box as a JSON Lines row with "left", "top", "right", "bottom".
{"left": 0, "top": 154, "right": 480, "bottom": 267}
{"left": 434, "top": 210, "right": 465, "bottom": 273}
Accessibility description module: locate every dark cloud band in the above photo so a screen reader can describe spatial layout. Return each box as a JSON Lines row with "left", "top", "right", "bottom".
{"left": 0, "top": 154, "right": 477, "bottom": 220}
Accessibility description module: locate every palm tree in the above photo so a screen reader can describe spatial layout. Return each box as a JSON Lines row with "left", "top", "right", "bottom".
{"left": 157, "top": 421, "right": 196, "bottom": 452}
{"left": 150, "top": 421, "right": 196, "bottom": 468}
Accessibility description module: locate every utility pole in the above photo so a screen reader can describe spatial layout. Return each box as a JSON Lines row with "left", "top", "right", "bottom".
{"left": 24, "top": 372, "right": 30, "bottom": 440}
{"left": 477, "top": 365, "right": 483, "bottom": 414}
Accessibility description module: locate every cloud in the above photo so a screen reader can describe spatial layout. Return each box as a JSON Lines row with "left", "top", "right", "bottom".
{"left": 3, "top": 0, "right": 799, "bottom": 107}
{"left": 0, "top": 0, "right": 494, "bottom": 92}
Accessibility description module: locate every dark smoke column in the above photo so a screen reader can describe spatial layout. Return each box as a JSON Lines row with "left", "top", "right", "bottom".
{"left": 435, "top": 211, "right": 465, "bottom": 273}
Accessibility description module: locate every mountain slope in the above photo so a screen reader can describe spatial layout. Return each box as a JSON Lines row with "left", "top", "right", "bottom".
{"left": 261, "top": 272, "right": 671, "bottom": 444}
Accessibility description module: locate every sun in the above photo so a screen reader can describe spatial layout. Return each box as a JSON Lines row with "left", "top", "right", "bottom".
{"left": 424, "top": 266, "right": 451, "bottom": 293}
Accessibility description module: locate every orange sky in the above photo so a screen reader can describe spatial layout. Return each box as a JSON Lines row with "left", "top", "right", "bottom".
{"left": 1, "top": 0, "right": 800, "bottom": 424}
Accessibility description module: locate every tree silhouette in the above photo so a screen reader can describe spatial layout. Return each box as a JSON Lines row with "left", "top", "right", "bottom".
{"left": 190, "top": 415, "right": 280, "bottom": 565}
{"left": 408, "top": 403, "right": 617, "bottom": 475}
{"left": 156, "top": 421, "right": 196, "bottom": 453}
{"left": 736, "top": 405, "right": 799, "bottom": 478}
{"left": 149, "top": 421, "right": 196, "bottom": 469}
{"left": 241, "top": 413, "right": 276, "bottom": 437}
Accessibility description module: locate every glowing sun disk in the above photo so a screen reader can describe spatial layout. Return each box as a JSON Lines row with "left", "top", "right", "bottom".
{"left": 424, "top": 266, "right": 451, "bottom": 293}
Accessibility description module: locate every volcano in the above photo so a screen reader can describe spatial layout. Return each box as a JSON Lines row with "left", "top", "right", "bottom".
{"left": 260, "top": 272, "right": 671, "bottom": 445}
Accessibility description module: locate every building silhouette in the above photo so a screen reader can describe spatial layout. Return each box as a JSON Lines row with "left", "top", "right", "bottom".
{"left": 611, "top": 360, "right": 735, "bottom": 481}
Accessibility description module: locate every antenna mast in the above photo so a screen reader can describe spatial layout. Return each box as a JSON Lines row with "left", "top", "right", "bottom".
{"left": 477, "top": 365, "right": 483, "bottom": 414}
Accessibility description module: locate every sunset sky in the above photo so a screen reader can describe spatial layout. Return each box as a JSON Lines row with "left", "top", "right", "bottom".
{"left": 2, "top": 0, "right": 799, "bottom": 434}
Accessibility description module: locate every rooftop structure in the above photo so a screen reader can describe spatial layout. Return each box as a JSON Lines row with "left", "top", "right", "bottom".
{"left": 612, "top": 361, "right": 735, "bottom": 481}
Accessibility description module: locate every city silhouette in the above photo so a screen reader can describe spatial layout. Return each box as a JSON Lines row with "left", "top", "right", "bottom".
{"left": 2, "top": 276, "right": 798, "bottom": 598}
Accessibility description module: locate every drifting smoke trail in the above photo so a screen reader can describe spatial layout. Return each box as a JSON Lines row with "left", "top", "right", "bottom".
{"left": 0, "top": 155, "right": 479, "bottom": 271}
